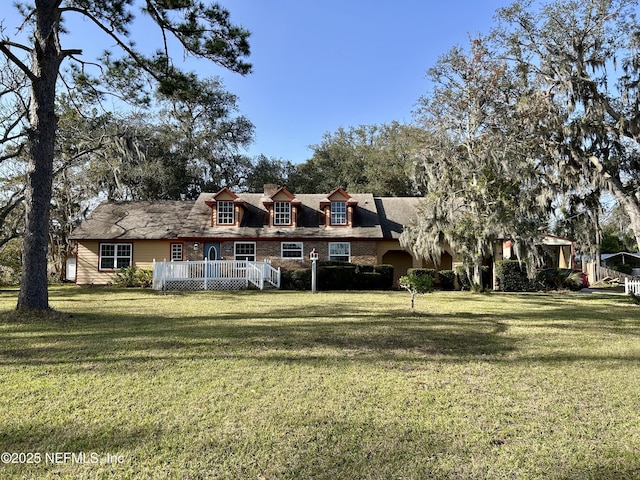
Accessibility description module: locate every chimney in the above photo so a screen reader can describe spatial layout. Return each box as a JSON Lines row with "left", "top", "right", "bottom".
{"left": 263, "top": 183, "right": 278, "bottom": 196}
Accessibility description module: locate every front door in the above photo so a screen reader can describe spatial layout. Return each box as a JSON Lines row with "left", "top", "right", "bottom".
{"left": 204, "top": 243, "right": 220, "bottom": 260}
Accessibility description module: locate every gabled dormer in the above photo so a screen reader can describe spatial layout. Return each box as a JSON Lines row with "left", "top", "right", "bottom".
{"left": 320, "top": 187, "right": 358, "bottom": 227}
{"left": 262, "top": 186, "right": 301, "bottom": 227}
{"left": 205, "top": 188, "right": 246, "bottom": 227}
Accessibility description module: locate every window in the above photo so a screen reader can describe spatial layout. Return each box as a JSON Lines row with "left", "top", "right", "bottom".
{"left": 331, "top": 201, "right": 347, "bottom": 225}
{"left": 99, "top": 243, "right": 132, "bottom": 270}
{"left": 281, "top": 242, "right": 303, "bottom": 259}
{"left": 217, "top": 201, "right": 235, "bottom": 225}
{"left": 274, "top": 201, "right": 291, "bottom": 225}
{"left": 328, "top": 242, "right": 350, "bottom": 262}
{"left": 234, "top": 242, "right": 256, "bottom": 261}
{"left": 171, "top": 243, "right": 183, "bottom": 261}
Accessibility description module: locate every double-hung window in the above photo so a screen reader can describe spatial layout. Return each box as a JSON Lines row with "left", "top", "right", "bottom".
{"left": 273, "top": 201, "right": 291, "bottom": 225}
{"left": 331, "top": 201, "right": 347, "bottom": 225}
{"left": 99, "top": 243, "right": 132, "bottom": 270}
{"left": 281, "top": 242, "right": 303, "bottom": 259}
{"left": 328, "top": 242, "right": 350, "bottom": 262}
{"left": 217, "top": 201, "right": 235, "bottom": 225}
{"left": 234, "top": 242, "right": 256, "bottom": 261}
{"left": 170, "top": 243, "right": 183, "bottom": 261}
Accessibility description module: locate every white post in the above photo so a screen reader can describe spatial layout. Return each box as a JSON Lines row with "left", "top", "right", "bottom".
{"left": 625, "top": 277, "right": 629, "bottom": 294}
{"left": 205, "top": 257, "right": 209, "bottom": 290}
{"left": 310, "top": 248, "right": 319, "bottom": 293}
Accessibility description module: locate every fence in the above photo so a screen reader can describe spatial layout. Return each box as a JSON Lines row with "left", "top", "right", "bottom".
{"left": 152, "top": 259, "right": 280, "bottom": 291}
{"left": 625, "top": 278, "right": 640, "bottom": 295}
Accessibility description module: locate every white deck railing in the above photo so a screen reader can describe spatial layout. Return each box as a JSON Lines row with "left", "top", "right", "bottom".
{"left": 625, "top": 278, "right": 640, "bottom": 295}
{"left": 152, "top": 259, "right": 280, "bottom": 291}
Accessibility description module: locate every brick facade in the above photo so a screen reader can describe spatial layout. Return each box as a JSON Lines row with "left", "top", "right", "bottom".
{"left": 182, "top": 239, "right": 378, "bottom": 268}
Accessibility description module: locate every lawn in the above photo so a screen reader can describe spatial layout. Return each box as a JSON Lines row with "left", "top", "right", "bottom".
{"left": 0, "top": 287, "right": 639, "bottom": 479}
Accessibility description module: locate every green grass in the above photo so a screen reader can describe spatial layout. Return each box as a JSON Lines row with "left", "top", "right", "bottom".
{"left": 0, "top": 287, "right": 639, "bottom": 479}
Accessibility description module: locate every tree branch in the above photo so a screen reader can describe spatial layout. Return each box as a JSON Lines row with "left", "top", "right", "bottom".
{"left": 0, "top": 41, "right": 35, "bottom": 81}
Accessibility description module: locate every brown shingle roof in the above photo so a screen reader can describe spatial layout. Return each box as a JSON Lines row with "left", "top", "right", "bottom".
{"left": 70, "top": 201, "right": 194, "bottom": 240}
{"left": 71, "top": 194, "right": 425, "bottom": 241}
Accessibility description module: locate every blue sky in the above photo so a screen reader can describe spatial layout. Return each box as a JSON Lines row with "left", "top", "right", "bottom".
{"left": 2, "top": 1, "right": 513, "bottom": 163}
{"left": 216, "top": 1, "right": 513, "bottom": 162}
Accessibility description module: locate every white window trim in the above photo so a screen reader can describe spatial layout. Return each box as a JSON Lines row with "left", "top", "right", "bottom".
{"left": 328, "top": 242, "right": 350, "bottom": 262}
{"left": 99, "top": 242, "right": 132, "bottom": 271}
{"left": 234, "top": 241, "right": 256, "bottom": 261}
{"left": 331, "top": 201, "right": 347, "bottom": 225}
{"left": 281, "top": 242, "right": 304, "bottom": 259}
{"left": 170, "top": 243, "right": 183, "bottom": 261}
{"left": 217, "top": 201, "right": 235, "bottom": 225}
{"left": 273, "top": 201, "right": 291, "bottom": 225}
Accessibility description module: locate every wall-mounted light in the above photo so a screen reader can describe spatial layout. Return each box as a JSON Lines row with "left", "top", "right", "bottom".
{"left": 193, "top": 242, "right": 200, "bottom": 251}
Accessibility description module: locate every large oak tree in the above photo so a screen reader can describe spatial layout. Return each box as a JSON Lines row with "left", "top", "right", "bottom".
{"left": 0, "top": 1, "right": 251, "bottom": 311}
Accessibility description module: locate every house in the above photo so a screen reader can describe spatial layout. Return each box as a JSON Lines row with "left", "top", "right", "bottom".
{"left": 601, "top": 252, "right": 640, "bottom": 276}
{"left": 69, "top": 185, "right": 575, "bottom": 289}
{"left": 69, "top": 185, "right": 454, "bottom": 287}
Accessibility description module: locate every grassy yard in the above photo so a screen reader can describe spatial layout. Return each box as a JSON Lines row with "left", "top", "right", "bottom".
{"left": 0, "top": 287, "right": 639, "bottom": 479}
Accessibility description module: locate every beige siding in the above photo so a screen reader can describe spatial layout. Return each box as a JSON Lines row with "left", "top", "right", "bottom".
{"left": 76, "top": 241, "right": 111, "bottom": 285}
{"left": 76, "top": 240, "right": 175, "bottom": 285}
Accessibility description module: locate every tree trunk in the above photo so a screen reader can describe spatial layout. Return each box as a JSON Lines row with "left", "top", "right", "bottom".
{"left": 16, "top": 2, "right": 62, "bottom": 311}
{"left": 607, "top": 176, "right": 640, "bottom": 254}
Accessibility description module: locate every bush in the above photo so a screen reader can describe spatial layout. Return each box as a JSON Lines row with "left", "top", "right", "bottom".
{"left": 612, "top": 264, "right": 633, "bottom": 275}
{"left": 536, "top": 269, "right": 584, "bottom": 291}
{"left": 373, "top": 264, "right": 394, "bottom": 290}
{"left": 318, "top": 264, "right": 357, "bottom": 290}
{"left": 281, "top": 263, "right": 394, "bottom": 291}
{"left": 495, "top": 260, "right": 534, "bottom": 292}
{"left": 437, "top": 270, "right": 456, "bottom": 291}
{"left": 406, "top": 268, "right": 436, "bottom": 282}
{"left": 112, "top": 266, "right": 153, "bottom": 288}
{"left": 354, "top": 272, "right": 384, "bottom": 290}
{"left": 399, "top": 271, "right": 434, "bottom": 308}
{"left": 281, "top": 268, "right": 311, "bottom": 290}
{"left": 455, "top": 266, "right": 491, "bottom": 291}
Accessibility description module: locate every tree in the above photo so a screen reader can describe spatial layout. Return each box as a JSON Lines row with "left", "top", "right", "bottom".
{"left": 399, "top": 270, "right": 434, "bottom": 309}
{"left": 0, "top": 1, "right": 251, "bottom": 311}
{"left": 245, "top": 154, "right": 297, "bottom": 193}
{"left": 493, "top": 0, "right": 640, "bottom": 256}
{"left": 296, "top": 123, "right": 420, "bottom": 196}
{"left": 403, "top": 37, "right": 554, "bottom": 285}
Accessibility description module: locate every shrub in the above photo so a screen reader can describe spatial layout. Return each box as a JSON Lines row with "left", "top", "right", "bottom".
{"left": 455, "top": 266, "right": 491, "bottom": 291}
{"left": 354, "top": 272, "right": 384, "bottom": 290}
{"left": 613, "top": 264, "right": 633, "bottom": 275}
{"left": 281, "top": 268, "right": 311, "bottom": 290}
{"left": 536, "top": 269, "right": 584, "bottom": 291}
{"left": 495, "top": 260, "right": 533, "bottom": 292}
{"left": 318, "top": 264, "right": 357, "bottom": 290}
{"left": 406, "top": 268, "right": 436, "bottom": 282}
{"left": 373, "top": 264, "right": 394, "bottom": 290}
{"left": 399, "top": 271, "right": 434, "bottom": 308}
{"left": 112, "top": 266, "right": 153, "bottom": 288}
{"left": 437, "top": 270, "right": 456, "bottom": 290}
{"left": 282, "top": 263, "right": 394, "bottom": 291}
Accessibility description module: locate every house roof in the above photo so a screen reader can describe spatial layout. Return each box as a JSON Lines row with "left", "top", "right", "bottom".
{"left": 70, "top": 193, "right": 425, "bottom": 241}
{"left": 374, "top": 197, "right": 424, "bottom": 239}
{"left": 70, "top": 201, "right": 195, "bottom": 240}
{"left": 601, "top": 252, "right": 640, "bottom": 262}
{"left": 181, "top": 192, "right": 383, "bottom": 239}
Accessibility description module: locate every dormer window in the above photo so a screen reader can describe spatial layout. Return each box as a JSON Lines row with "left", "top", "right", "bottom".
{"left": 274, "top": 201, "right": 291, "bottom": 225}
{"left": 217, "top": 201, "right": 235, "bottom": 225}
{"left": 331, "top": 201, "right": 347, "bottom": 225}
{"left": 263, "top": 186, "right": 300, "bottom": 227}
{"left": 321, "top": 188, "right": 357, "bottom": 228}
{"left": 206, "top": 188, "right": 246, "bottom": 227}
